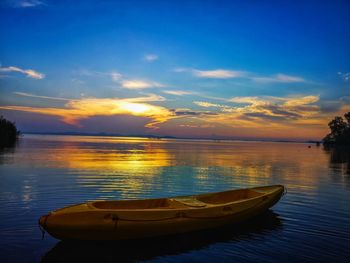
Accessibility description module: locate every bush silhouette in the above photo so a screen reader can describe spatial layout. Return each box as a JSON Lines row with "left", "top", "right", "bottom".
{"left": 0, "top": 116, "right": 20, "bottom": 147}
{"left": 323, "top": 112, "right": 350, "bottom": 145}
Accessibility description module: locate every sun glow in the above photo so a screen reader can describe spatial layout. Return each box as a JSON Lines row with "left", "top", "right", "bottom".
{"left": 120, "top": 102, "right": 150, "bottom": 114}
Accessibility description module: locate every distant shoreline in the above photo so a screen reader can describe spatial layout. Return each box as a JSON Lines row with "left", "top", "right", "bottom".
{"left": 22, "top": 132, "right": 321, "bottom": 144}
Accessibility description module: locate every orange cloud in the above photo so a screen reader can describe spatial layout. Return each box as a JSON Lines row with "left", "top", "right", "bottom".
{"left": 2, "top": 92, "right": 347, "bottom": 140}
{"left": 190, "top": 95, "right": 328, "bottom": 139}
{"left": 0, "top": 95, "right": 175, "bottom": 129}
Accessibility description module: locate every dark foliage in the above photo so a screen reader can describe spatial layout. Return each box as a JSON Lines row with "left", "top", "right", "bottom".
{"left": 323, "top": 112, "right": 350, "bottom": 145}
{"left": 0, "top": 116, "right": 20, "bottom": 147}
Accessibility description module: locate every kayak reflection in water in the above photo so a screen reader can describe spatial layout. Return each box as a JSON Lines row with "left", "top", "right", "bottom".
{"left": 41, "top": 210, "right": 283, "bottom": 263}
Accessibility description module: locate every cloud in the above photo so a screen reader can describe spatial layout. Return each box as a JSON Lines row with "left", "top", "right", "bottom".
{"left": 228, "top": 95, "right": 318, "bottom": 106}
{"left": 163, "top": 90, "right": 193, "bottom": 96}
{"left": 191, "top": 95, "right": 321, "bottom": 126}
{"left": 19, "top": 0, "right": 43, "bottom": 7}
{"left": 3, "top": 90, "right": 341, "bottom": 139}
{"left": 15, "top": 91, "right": 166, "bottom": 103}
{"left": 175, "top": 68, "right": 246, "bottom": 79}
{"left": 110, "top": 72, "right": 122, "bottom": 81}
{"left": 0, "top": 66, "right": 45, "bottom": 79}
{"left": 340, "top": 96, "right": 350, "bottom": 103}
{"left": 193, "top": 69, "right": 246, "bottom": 78}
{"left": 193, "top": 101, "right": 229, "bottom": 109}
{"left": 121, "top": 80, "right": 165, "bottom": 89}
{"left": 283, "top": 95, "right": 319, "bottom": 107}
{"left": 124, "top": 93, "right": 166, "bottom": 102}
{"left": 6, "top": 0, "right": 45, "bottom": 8}
{"left": 192, "top": 97, "right": 315, "bottom": 122}
{"left": 0, "top": 94, "right": 175, "bottom": 129}
{"left": 14, "top": 92, "right": 71, "bottom": 101}
{"left": 71, "top": 78, "right": 83, "bottom": 84}
{"left": 171, "top": 108, "right": 218, "bottom": 116}
{"left": 229, "top": 96, "right": 260, "bottom": 104}
{"left": 144, "top": 54, "right": 158, "bottom": 62}
{"left": 76, "top": 69, "right": 122, "bottom": 82}
{"left": 75, "top": 69, "right": 166, "bottom": 90}
{"left": 338, "top": 72, "right": 350, "bottom": 82}
{"left": 243, "top": 112, "right": 296, "bottom": 121}
{"left": 251, "top": 74, "right": 305, "bottom": 83}
{"left": 180, "top": 95, "right": 329, "bottom": 140}
{"left": 175, "top": 67, "right": 306, "bottom": 83}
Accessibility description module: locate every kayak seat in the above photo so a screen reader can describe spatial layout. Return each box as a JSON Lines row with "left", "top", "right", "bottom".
{"left": 170, "top": 197, "right": 208, "bottom": 207}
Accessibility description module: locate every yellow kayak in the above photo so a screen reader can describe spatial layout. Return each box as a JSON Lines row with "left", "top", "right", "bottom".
{"left": 39, "top": 185, "right": 284, "bottom": 241}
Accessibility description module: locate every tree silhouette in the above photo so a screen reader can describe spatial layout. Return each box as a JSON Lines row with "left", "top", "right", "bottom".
{"left": 345, "top": 112, "right": 350, "bottom": 124}
{"left": 323, "top": 112, "right": 350, "bottom": 145}
{"left": 0, "top": 116, "right": 20, "bottom": 147}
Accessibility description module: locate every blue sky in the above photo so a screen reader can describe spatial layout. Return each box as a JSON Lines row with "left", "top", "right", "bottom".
{"left": 0, "top": 0, "right": 350, "bottom": 140}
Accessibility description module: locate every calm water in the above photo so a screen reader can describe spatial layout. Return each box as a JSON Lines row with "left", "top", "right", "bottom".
{"left": 0, "top": 135, "right": 350, "bottom": 262}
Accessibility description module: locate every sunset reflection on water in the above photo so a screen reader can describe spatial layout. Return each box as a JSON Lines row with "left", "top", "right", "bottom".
{"left": 7, "top": 135, "right": 332, "bottom": 197}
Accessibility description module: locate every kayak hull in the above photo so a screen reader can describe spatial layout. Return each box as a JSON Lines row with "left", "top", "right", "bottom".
{"left": 39, "top": 185, "right": 284, "bottom": 241}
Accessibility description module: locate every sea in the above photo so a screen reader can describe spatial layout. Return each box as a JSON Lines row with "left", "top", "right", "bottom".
{"left": 0, "top": 134, "right": 349, "bottom": 262}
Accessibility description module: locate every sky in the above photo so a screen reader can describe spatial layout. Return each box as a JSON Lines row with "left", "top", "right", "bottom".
{"left": 0, "top": 0, "right": 350, "bottom": 140}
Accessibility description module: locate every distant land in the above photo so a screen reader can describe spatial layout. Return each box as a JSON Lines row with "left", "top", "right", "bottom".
{"left": 23, "top": 131, "right": 321, "bottom": 144}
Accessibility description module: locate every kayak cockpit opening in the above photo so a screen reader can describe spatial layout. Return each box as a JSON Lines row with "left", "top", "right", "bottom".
{"left": 91, "top": 198, "right": 187, "bottom": 210}
{"left": 196, "top": 189, "right": 264, "bottom": 204}
{"left": 90, "top": 189, "right": 266, "bottom": 209}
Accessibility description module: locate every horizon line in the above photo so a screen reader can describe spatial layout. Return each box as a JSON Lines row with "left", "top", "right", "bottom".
{"left": 22, "top": 131, "right": 322, "bottom": 144}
